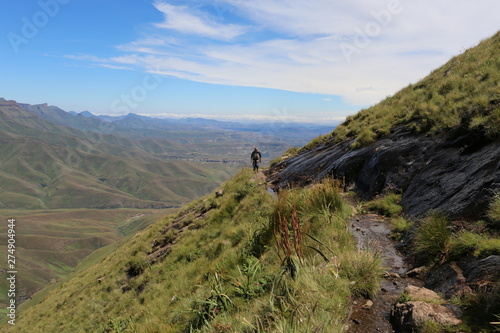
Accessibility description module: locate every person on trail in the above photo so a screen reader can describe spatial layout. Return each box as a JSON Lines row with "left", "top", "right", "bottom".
{"left": 251, "top": 147, "right": 262, "bottom": 172}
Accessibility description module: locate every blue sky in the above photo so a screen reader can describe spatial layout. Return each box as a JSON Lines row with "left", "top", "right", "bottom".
{"left": 1, "top": 0, "right": 499, "bottom": 124}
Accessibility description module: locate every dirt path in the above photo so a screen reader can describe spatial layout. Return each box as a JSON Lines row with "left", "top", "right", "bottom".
{"left": 347, "top": 212, "right": 421, "bottom": 332}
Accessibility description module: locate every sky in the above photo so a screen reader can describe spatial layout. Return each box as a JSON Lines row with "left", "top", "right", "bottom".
{"left": 1, "top": 0, "right": 499, "bottom": 124}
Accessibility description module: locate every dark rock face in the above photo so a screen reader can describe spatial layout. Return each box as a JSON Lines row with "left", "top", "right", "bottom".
{"left": 266, "top": 127, "right": 500, "bottom": 219}
{"left": 461, "top": 255, "right": 500, "bottom": 284}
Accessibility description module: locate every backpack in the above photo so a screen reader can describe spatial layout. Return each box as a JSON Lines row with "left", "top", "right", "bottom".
{"left": 251, "top": 150, "right": 260, "bottom": 161}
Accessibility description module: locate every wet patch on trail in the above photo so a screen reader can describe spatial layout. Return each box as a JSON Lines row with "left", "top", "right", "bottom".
{"left": 347, "top": 213, "right": 421, "bottom": 333}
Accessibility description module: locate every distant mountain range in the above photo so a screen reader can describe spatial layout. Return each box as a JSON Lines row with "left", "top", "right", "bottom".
{"left": 0, "top": 98, "right": 336, "bottom": 209}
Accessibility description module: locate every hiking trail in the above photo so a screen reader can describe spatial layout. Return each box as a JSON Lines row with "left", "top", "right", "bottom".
{"left": 346, "top": 205, "right": 421, "bottom": 332}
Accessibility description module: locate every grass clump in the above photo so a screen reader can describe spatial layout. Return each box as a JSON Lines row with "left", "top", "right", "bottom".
{"left": 453, "top": 283, "right": 500, "bottom": 333}
{"left": 450, "top": 230, "right": 500, "bottom": 258}
{"left": 389, "top": 216, "right": 413, "bottom": 240}
{"left": 488, "top": 192, "right": 500, "bottom": 227}
{"left": 413, "top": 213, "right": 452, "bottom": 264}
{"left": 364, "top": 193, "right": 403, "bottom": 217}
{"left": 412, "top": 212, "right": 500, "bottom": 265}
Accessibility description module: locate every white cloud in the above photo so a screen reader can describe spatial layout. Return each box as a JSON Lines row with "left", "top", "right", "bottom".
{"left": 153, "top": 1, "right": 245, "bottom": 40}
{"left": 67, "top": 0, "right": 500, "bottom": 107}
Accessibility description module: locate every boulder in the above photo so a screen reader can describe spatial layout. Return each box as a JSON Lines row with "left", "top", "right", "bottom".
{"left": 461, "top": 255, "right": 500, "bottom": 284}
{"left": 391, "top": 285, "right": 462, "bottom": 332}
{"left": 424, "top": 262, "right": 469, "bottom": 299}
{"left": 391, "top": 301, "right": 462, "bottom": 332}
{"left": 404, "top": 285, "right": 441, "bottom": 302}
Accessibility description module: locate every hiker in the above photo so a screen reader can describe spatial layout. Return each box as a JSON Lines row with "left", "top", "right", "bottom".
{"left": 251, "top": 147, "right": 262, "bottom": 172}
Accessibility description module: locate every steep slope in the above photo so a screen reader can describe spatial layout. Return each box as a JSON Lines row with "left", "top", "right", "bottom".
{"left": 3, "top": 169, "right": 384, "bottom": 332}
{"left": 267, "top": 31, "right": 500, "bottom": 220}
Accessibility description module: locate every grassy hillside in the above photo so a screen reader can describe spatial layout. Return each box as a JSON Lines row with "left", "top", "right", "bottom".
{"left": 309, "top": 31, "right": 499, "bottom": 150}
{"left": 0, "top": 209, "right": 171, "bottom": 311}
{"left": 4, "top": 169, "right": 382, "bottom": 332}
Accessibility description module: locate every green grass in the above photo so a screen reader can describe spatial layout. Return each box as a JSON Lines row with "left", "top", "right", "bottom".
{"left": 2, "top": 169, "right": 383, "bottom": 332}
{"left": 450, "top": 230, "right": 500, "bottom": 259}
{"left": 410, "top": 212, "right": 500, "bottom": 266}
{"left": 364, "top": 193, "right": 403, "bottom": 217}
{"left": 413, "top": 212, "right": 453, "bottom": 265}
{"left": 0, "top": 208, "right": 170, "bottom": 318}
{"left": 488, "top": 192, "right": 500, "bottom": 226}
{"left": 269, "top": 146, "right": 300, "bottom": 167}
{"left": 389, "top": 216, "right": 413, "bottom": 238}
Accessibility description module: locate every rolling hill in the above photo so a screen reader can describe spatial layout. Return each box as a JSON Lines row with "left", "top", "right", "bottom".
{"left": 2, "top": 98, "right": 333, "bottom": 209}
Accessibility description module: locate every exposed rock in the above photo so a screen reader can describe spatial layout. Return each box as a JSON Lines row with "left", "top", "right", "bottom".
{"left": 405, "top": 266, "right": 426, "bottom": 278}
{"left": 362, "top": 300, "right": 374, "bottom": 310}
{"left": 424, "top": 262, "right": 469, "bottom": 299}
{"left": 383, "top": 272, "right": 401, "bottom": 279}
{"left": 461, "top": 255, "right": 500, "bottom": 284}
{"left": 391, "top": 301, "right": 462, "bottom": 332}
{"left": 404, "top": 285, "right": 441, "bottom": 303}
{"left": 266, "top": 127, "right": 500, "bottom": 219}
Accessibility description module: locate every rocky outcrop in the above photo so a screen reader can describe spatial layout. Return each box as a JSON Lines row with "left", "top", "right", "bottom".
{"left": 423, "top": 256, "right": 500, "bottom": 299}
{"left": 266, "top": 127, "right": 500, "bottom": 219}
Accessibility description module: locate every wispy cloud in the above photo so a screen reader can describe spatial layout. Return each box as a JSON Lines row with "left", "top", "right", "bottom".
{"left": 153, "top": 1, "right": 245, "bottom": 41}
{"left": 65, "top": 0, "right": 500, "bottom": 107}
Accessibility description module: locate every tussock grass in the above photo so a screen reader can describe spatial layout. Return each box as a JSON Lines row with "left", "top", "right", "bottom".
{"left": 413, "top": 213, "right": 452, "bottom": 264}
{"left": 488, "top": 192, "right": 500, "bottom": 226}
{"left": 412, "top": 213, "right": 500, "bottom": 265}
{"left": 364, "top": 193, "right": 403, "bottom": 217}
